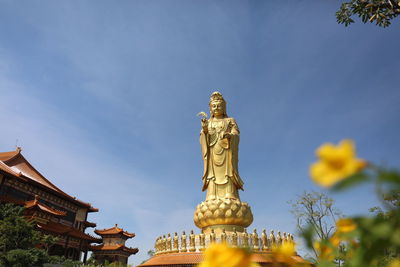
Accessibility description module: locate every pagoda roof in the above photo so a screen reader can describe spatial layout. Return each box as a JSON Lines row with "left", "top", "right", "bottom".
{"left": 25, "top": 195, "right": 67, "bottom": 217}
{"left": 94, "top": 224, "right": 135, "bottom": 238}
{"left": 36, "top": 221, "right": 102, "bottom": 243}
{"left": 90, "top": 244, "right": 139, "bottom": 254}
{"left": 0, "top": 148, "right": 98, "bottom": 211}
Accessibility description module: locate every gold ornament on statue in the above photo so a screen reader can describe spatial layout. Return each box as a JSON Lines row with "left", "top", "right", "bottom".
{"left": 180, "top": 231, "right": 187, "bottom": 252}
{"left": 252, "top": 229, "right": 259, "bottom": 250}
{"left": 232, "top": 228, "right": 238, "bottom": 247}
{"left": 209, "top": 229, "right": 216, "bottom": 243}
{"left": 221, "top": 228, "right": 227, "bottom": 243}
{"left": 262, "top": 229, "right": 268, "bottom": 251}
{"left": 243, "top": 229, "right": 249, "bottom": 247}
{"left": 167, "top": 233, "right": 171, "bottom": 252}
{"left": 189, "top": 230, "right": 196, "bottom": 252}
{"left": 270, "top": 230, "right": 276, "bottom": 247}
{"left": 199, "top": 230, "right": 205, "bottom": 251}
{"left": 277, "top": 231, "right": 282, "bottom": 245}
{"left": 173, "top": 232, "right": 179, "bottom": 253}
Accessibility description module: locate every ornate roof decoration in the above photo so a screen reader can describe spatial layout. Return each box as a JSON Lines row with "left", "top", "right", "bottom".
{"left": 94, "top": 224, "right": 135, "bottom": 238}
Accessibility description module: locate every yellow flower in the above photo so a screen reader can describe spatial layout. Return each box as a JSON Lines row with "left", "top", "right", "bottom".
{"left": 271, "top": 242, "right": 296, "bottom": 257}
{"left": 314, "top": 241, "right": 334, "bottom": 261}
{"left": 328, "top": 234, "right": 341, "bottom": 247}
{"left": 310, "top": 139, "right": 366, "bottom": 187}
{"left": 336, "top": 218, "right": 357, "bottom": 233}
{"left": 198, "top": 243, "right": 259, "bottom": 267}
{"left": 389, "top": 259, "right": 400, "bottom": 267}
{"left": 271, "top": 242, "right": 297, "bottom": 266}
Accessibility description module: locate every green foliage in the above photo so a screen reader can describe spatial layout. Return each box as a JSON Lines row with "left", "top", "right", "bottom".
{"left": 301, "top": 164, "right": 400, "bottom": 267}
{"left": 0, "top": 203, "right": 57, "bottom": 267}
{"left": 147, "top": 249, "right": 155, "bottom": 257}
{"left": 331, "top": 172, "right": 369, "bottom": 192}
{"left": 3, "top": 248, "right": 50, "bottom": 267}
{"left": 0, "top": 203, "right": 42, "bottom": 251}
{"left": 336, "top": 0, "right": 400, "bottom": 27}
{"left": 0, "top": 203, "right": 133, "bottom": 267}
{"left": 0, "top": 203, "right": 86, "bottom": 267}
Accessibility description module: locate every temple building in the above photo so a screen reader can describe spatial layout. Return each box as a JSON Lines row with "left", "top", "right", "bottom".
{"left": 0, "top": 147, "right": 101, "bottom": 261}
{"left": 91, "top": 224, "right": 139, "bottom": 265}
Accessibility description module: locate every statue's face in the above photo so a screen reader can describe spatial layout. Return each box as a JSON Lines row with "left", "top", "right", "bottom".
{"left": 210, "top": 100, "right": 225, "bottom": 117}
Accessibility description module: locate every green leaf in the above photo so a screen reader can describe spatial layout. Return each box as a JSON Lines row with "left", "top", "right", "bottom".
{"left": 300, "top": 225, "right": 315, "bottom": 250}
{"left": 377, "top": 169, "right": 400, "bottom": 185}
{"left": 331, "top": 172, "right": 369, "bottom": 192}
{"left": 390, "top": 229, "right": 400, "bottom": 246}
{"left": 370, "top": 222, "right": 392, "bottom": 238}
{"left": 317, "top": 260, "right": 337, "bottom": 267}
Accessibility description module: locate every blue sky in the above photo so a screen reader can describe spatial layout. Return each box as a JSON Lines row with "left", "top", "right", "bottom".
{"left": 1, "top": 0, "right": 400, "bottom": 265}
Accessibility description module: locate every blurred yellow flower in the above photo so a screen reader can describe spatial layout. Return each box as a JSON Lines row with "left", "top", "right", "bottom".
{"left": 310, "top": 139, "right": 366, "bottom": 187}
{"left": 271, "top": 242, "right": 296, "bottom": 257}
{"left": 314, "top": 241, "right": 334, "bottom": 261}
{"left": 198, "top": 243, "right": 259, "bottom": 267}
{"left": 271, "top": 242, "right": 297, "bottom": 266}
{"left": 336, "top": 218, "right": 357, "bottom": 233}
{"left": 328, "top": 234, "right": 341, "bottom": 247}
{"left": 389, "top": 259, "right": 400, "bottom": 267}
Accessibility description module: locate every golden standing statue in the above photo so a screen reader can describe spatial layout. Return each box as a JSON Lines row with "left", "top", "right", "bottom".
{"left": 194, "top": 92, "right": 253, "bottom": 233}
{"left": 199, "top": 92, "right": 244, "bottom": 200}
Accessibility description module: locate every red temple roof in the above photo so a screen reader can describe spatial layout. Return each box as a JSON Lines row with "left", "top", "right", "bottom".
{"left": 95, "top": 224, "right": 135, "bottom": 238}
{"left": 90, "top": 244, "right": 139, "bottom": 254}
{"left": 25, "top": 196, "right": 67, "bottom": 217}
{"left": 0, "top": 160, "right": 20, "bottom": 177}
{"left": 0, "top": 148, "right": 98, "bottom": 212}
{"left": 36, "top": 221, "right": 102, "bottom": 242}
{"left": 0, "top": 148, "right": 21, "bottom": 161}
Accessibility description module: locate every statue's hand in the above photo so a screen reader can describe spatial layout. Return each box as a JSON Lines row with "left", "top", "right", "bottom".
{"left": 223, "top": 132, "right": 231, "bottom": 139}
{"left": 201, "top": 119, "right": 208, "bottom": 133}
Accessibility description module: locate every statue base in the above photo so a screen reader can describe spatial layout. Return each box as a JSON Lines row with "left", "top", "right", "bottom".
{"left": 193, "top": 198, "right": 253, "bottom": 232}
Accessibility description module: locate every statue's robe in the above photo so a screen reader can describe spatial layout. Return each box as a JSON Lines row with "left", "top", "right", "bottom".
{"left": 200, "top": 117, "right": 244, "bottom": 200}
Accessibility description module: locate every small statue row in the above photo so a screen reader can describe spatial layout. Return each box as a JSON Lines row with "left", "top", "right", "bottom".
{"left": 154, "top": 229, "right": 295, "bottom": 255}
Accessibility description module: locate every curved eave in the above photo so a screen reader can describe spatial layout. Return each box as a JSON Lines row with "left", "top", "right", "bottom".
{"left": 36, "top": 222, "right": 102, "bottom": 243}
{"left": 83, "top": 221, "right": 97, "bottom": 228}
{"left": 0, "top": 149, "right": 21, "bottom": 162}
{"left": 0, "top": 151, "right": 98, "bottom": 211}
{"left": 94, "top": 230, "right": 135, "bottom": 239}
{"left": 90, "top": 244, "right": 139, "bottom": 254}
{"left": 25, "top": 199, "right": 67, "bottom": 216}
{"left": 88, "top": 207, "right": 99, "bottom": 212}
{"left": 0, "top": 161, "right": 21, "bottom": 177}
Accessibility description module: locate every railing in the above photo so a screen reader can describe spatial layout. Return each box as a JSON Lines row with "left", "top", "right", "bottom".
{"left": 154, "top": 229, "right": 295, "bottom": 255}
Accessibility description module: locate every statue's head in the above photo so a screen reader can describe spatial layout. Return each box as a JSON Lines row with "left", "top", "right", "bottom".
{"left": 209, "top": 91, "right": 227, "bottom": 118}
